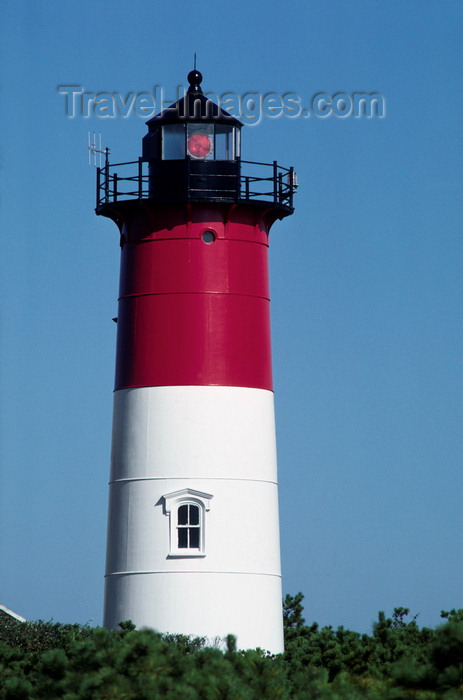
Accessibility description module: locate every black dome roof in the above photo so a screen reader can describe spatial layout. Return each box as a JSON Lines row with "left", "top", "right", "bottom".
{"left": 146, "top": 71, "right": 242, "bottom": 127}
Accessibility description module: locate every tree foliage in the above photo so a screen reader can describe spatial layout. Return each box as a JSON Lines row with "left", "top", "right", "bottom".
{"left": 0, "top": 597, "right": 461, "bottom": 699}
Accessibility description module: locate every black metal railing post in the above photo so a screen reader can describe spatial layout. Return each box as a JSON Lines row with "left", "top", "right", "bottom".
{"left": 96, "top": 167, "right": 101, "bottom": 208}
{"left": 104, "top": 159, "right": 110, "bottom": 203}
{"left": 289, "top": 167, "right": 294, "bottom": 208}
{"left": 138, "top": 158, "right": 143, "bottom": 198}
{"left": 273, "top": 161, "right": 278, "bottom": 204}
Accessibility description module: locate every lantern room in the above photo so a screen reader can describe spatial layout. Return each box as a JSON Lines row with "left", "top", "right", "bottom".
{"left": 142, "top": 70, "right": 242, "bottom": 202}
{"left": 95, "top": 70, "right": 296, "bottom": 219}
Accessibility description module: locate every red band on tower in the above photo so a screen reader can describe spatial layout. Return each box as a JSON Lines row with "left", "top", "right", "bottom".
{"left": 114, "top": 207, "right": 273, "bottom": 390}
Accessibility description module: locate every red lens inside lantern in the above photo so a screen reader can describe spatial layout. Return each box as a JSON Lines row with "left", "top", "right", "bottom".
{"left": 187, "top": 133, "right": 212, "bottom": 158}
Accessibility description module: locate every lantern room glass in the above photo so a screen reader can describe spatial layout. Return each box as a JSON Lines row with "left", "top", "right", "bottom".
{"left": 162, "top": 124, "right": 185, "bottom": 159}
{"left": 187, "top": 124, "right": 214, "bottom": 160}
{"left": 161, "top": 124, "right": 239, "bottom": 161}
{"left": 215, "top": 125, "right": 234, "bottom": 160}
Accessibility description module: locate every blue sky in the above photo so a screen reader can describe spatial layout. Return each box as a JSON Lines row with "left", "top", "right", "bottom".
{"left": 0, "top": 0, "right": 460, "bottom": 634}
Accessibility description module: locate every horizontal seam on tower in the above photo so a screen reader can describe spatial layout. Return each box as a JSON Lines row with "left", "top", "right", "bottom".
{"left": 117, "top": 291, "right": 270, "bottom": 302}
{"left": 108, "top": 477, "right": 278, "bottom": 486}
{"left": 105, "top": 571, "right": 282, "bottom": 578}
{"left": 127, "top": 238, "right": 270, "bottom": 247}
{"left": 112, "top": 385, "right": 274, "bottom": 390}
{"left": 113, "top": 386, "right": 275, "bottom": 392}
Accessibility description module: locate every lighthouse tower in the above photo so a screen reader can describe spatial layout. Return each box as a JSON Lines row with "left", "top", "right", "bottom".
{"left": 96, "top": 70, "right": 295, "bottom": 653}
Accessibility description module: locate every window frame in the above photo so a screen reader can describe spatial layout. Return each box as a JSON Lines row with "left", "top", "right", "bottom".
{"left": 163, "top": 488, "right": 213, "bottom": 558}
{"left": 177, "top": 503, "right": 201, "bottom": 549}
{"left": 161, "top": 124, "right": 186, "bottom": 159}
{"left": 161, "top": 124, "right": 239, "bottom": 161}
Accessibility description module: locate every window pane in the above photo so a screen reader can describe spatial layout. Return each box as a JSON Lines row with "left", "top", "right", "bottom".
{"left": 189, "top": 528, "right": 200, "bottom": 548}
{"left": 178, "top": 504, "right": 188, "bottom": 525}
{"left": 189, "top": 505, "right": 199, "bottom": 525}
{"left": 162, "top": 124, "right": 185, "bottom": 159}
{"left": 215, "top": 125, "right": 234, "bottom": 160}
{"left": 178, "top": 528, "right": 188, "bottom": 548}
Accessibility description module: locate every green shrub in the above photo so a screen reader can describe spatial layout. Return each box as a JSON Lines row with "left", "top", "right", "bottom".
{"left": 0, "top": 600, "right": 461, "bottom": 699}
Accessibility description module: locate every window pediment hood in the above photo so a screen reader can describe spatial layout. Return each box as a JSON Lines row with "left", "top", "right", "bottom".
{"left": 163, "top": 488, "right": 213, "bottom": 513}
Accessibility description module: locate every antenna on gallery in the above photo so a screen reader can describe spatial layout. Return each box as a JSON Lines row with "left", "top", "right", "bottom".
{"left": 88, "top": 132, "right": 109, "bottom": 168}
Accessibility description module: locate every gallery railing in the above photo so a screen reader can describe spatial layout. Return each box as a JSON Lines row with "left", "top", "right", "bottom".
{"left": 96, "top": 159, "right": 296, "bottom": 211}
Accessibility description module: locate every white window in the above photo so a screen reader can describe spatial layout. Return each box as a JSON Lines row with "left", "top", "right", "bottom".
{"left": 163, "top": 488, "right": 213, "bottom": 557}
